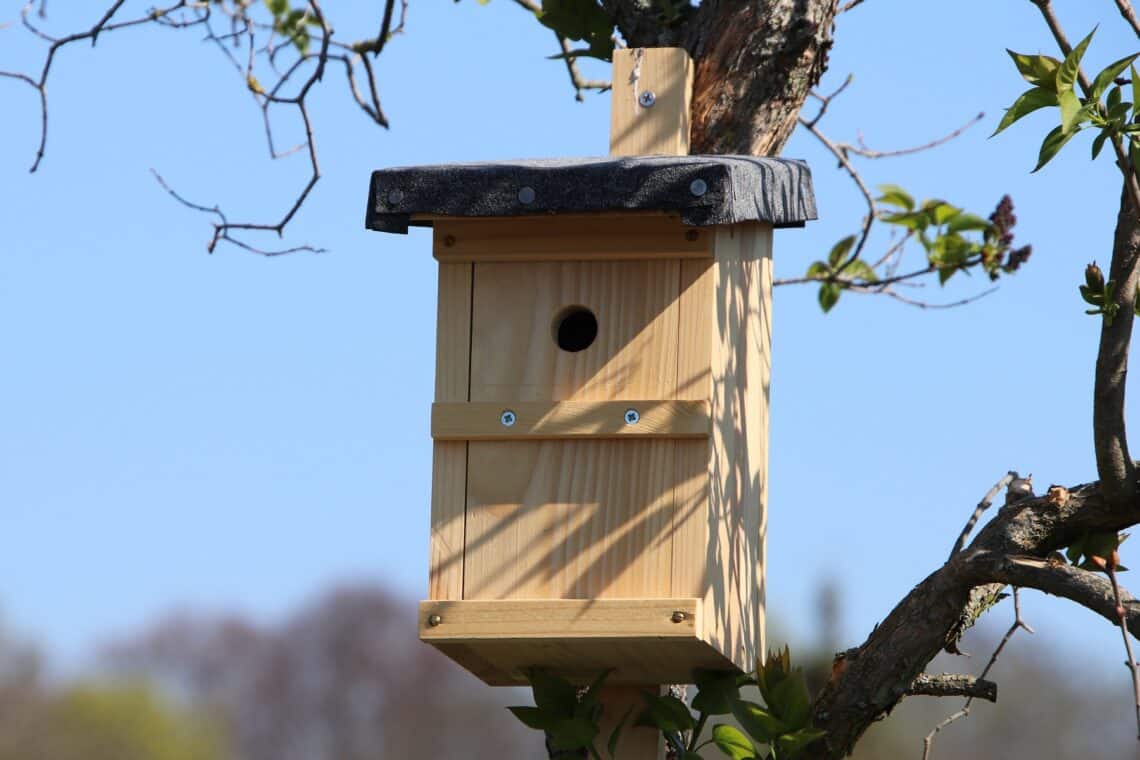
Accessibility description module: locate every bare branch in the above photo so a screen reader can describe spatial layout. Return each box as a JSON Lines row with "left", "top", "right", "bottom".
{"left": 846, "top": 112, "right": 984, "bottom": 159}
{"left": 1107, "top": 562, "right": 1140, "bottom": 739}
{"left": 1115, "top": 0, "right": 1140, "bottom": 38}
{"left": 907, "top": 674, "right": 996, "bottom": 702}
{"left": 950, "top": 472, "right": 1017, "bottom": 560}
{"left": 554, "top": 35, "right": 611, "bottom": 101}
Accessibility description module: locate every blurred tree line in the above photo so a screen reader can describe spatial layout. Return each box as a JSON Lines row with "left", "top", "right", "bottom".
{"left": 0, "top": 582, "right": 1134, "bottom": 759}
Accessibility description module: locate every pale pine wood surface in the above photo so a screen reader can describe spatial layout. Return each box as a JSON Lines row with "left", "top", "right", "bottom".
{"left": 704, "top": 223, "right": 772, "bottom": 669}
{"left": 431, "top": 400, "right": 710, "bottom": 440}
{"left": 609, "top": 48, "right": 694, "bottom": 156}
{"left": 428, "top": 262, "right": 471, "bottom": 601}
{"left": 432, "top": 215, "right": 711, "bottom": 262}
{"left": 469, "top": 260, "right": 681, "bottom": 402}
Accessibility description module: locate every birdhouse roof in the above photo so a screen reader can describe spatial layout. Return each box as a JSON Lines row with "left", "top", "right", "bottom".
{"left": 365, "top": 156, "right": 816, "bottom": 234}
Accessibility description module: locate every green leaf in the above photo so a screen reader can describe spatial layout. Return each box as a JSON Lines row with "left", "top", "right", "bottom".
{"left": 1093, "top": 129, "right": 1110, "bottom": 159}
{"left": 992, "top": 87, "right": 1060, "bottom": 136}
{"left": 775, "top": 728, "right": 827, "bottom": 760}
{"left": 548, "top": 717, "right": 599, "bottom": 751}
{"left": 924, "top": 201, "right": 960, "bottom": 225}
{"left": 1057, "top": 28, "right": 1095, "bottom": 93}
{"left": 827, "top": 235, "right": 856, "bottom": 268}
{"left": 692, "top": 670, "right": 741, "bottom": 716}
{"left": 732, "top": 700, "right": 787, "bottom": 744}
{"left": 635, "top": 694, "right": 695, "bottom": 733}
{"left": 712, "top": 724, "right": 759, "bottom": 760}
{"left": 945, "top": 213, "right": 991, "bottom": 233}
{"left": 536, "top": 0, "right": 615, "bottom": 61}
{"left": 607, "top": 707, "right": 633, "bottom": 758}
{"left": 806, "top": 261, "right": 829, "bottom": 278}
{"left": 529, "top": 670, "right": 579, "bottom": 717}
{"left": 1006, "top": 50, "right": 1062, "bottom": 90}
{"left": 880, "top": 211, "right": 927, "bottom": 232}
{"left": 876, "top": 184, "right": 914, "bottom": 210}
{"left": 1109, "top": 85, "right": 1123, "bottom": 111}
{"left": 508, "top": 706, "right": 559, "bottom": 731}
{"left": 1058, "top": 89, "right": 1082, "bottom": 133}
{"left": 263, "top": 0, "right": 288, "bottom": 18}
{"left": 818, "top": 282, "right": 841, "bottom": 313}
{"left": 1133, "top": 65, "right": 1140, "bottom": 114}
{"left": 841, "top": 259, "right": 877, "bottom": 282}
{"left": 1092, "top": 52, "right": 1139, "bottom": 99}
{"left": 768, "top": 672, "right": 812, "bottom": 729}
{"left": 1033, "top": 124, "right": 1080, "bottom": 172}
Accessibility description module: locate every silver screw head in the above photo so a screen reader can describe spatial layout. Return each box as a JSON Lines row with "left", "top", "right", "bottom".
{"left": 638, "top": 90, "right": 656, "bottom": 108}
{"left": 689, "top": 179, "right": 708, "bottom": 198}
{"left": 624, "top": 408, "right": 640, "bottom": 425}
{"left": 518, "top": 186, "right": 536, "bottom": 205}
{"left": 500, "top": 409, "right": 517, "bottom": 427}
{"left": 670, "top": 611, "right": 686, "bottom": 623}
{"left": 387, "top": 188, "right": 404, "bottom": 205}
{"left": 428, "top": 614, "right": 442, "bottom": 627}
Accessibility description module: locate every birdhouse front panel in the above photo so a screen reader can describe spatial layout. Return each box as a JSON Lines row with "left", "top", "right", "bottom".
{"left": 363, "top": 156, "right": 816, "bottom": 686}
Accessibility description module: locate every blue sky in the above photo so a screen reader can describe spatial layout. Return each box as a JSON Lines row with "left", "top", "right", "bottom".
{"left": 0, "top": 0, "right": 1136, "bottom": 690}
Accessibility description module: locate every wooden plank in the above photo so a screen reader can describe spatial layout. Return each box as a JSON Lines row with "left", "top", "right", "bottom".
{"left": 469, "top": 260, "right": 682, "bottom": 402}
{"left": 672, "top": 260, "right": 714, "bottom": 600}
{"left": 430, "top": 637, "right": 738, "bottom": 687}
{"left": 463, "top": 439, "right": 677, "bottom": 600}
{"left": 704, "top": 223, "right": 773, "bottom": 670}
{"left": 609, "top": 48, "right": 693, "bottom": 157}
{"left": 419, "top": 598, "right": 700, "bottom": 640}
{"left": 428, "top": 262, "right": 472, "bottom": 601}
{"left": 433, "top": 215, "right": 711, "bottom": 262}
{"left": 431, "top": 400, "right": 710, "bottom": 440}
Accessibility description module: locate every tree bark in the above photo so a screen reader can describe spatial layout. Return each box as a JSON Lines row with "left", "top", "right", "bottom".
{"left": 1095, "top": 187, "right": 1140, "bottom": 506}
{"left": 805, "top": 481, "right": 1139, "bottom": 758}
{"left": 685, "top": 0, "right": 838, "bottom": 155}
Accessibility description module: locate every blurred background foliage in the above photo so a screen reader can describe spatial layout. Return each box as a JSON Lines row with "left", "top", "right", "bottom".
{"left": 0, "top": 581, "right": 1134, "bottom": 758}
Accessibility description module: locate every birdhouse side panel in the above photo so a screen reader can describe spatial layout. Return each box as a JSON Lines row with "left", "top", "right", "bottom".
{"left": 428, "top": 262, "right": 472, "bottom": 602}
{"left": 703, "top": 223, "right": 772, "bottom": 669}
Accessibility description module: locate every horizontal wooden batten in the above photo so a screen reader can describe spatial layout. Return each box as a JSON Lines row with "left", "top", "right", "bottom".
{"left": 430, "top": 214, "right": 713, "bottom": 262}
{"left": 431, "top": 400, "right": 710, "bottom": 440}
{"left": 420, "top": 598, "right": 701, "bottom": 640}
{"left": 419, "top": 598, "right": 740, "bottom": 686}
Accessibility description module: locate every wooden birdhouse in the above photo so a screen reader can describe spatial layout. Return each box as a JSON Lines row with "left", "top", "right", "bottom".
{"left": 365, "top": 49, "right": 815, "bottom": 688}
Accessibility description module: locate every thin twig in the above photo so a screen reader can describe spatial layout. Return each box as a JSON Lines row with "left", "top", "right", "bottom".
{"left": 1106, "top": 562, "right": 1140, "bottom": 740}
{"left": 922, "top": 588, "right": 1033, "bottom": 760}
{"left": 907, "top": 674, "right": 997, "bottom": 702}
{"left": 849, "top": 112, "right": 984, "bottom": 159}
{"left": 1114, "top": 0, "right": 1140, "bottom": 39}
{"left": 950, "top": 471, "right": 1017, "bottom": 560}
{"left": 1031, "top": 0, "right": 1140, "bottom": 212}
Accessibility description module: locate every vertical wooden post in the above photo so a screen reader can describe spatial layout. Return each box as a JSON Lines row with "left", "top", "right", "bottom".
{"left": 598, "top": 47, "right": 694, "bottom": 760}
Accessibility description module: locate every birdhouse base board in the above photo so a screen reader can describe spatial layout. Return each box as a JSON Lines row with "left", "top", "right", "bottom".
{"left": 419, "top": 598, "right": 740, "bottom": 686}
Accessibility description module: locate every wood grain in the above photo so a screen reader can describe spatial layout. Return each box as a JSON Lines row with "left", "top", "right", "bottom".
{"left": 428, "top": 262, "right": 471, "bottom": 601}
{"left": 463, "top": 439, "right": 677, "bottom": 600}
{"left": 469, "top": 260, "right": 681, "bottom": 403}
{"left": 705, "top": 223, "right": 772, "bottom": 669}
{"left": 433, "top": 215, "right": 711, "bottom": 262}
{"left": 610, "top": 48, "right": 694, "bottom": 156}
{"left": 431, "top": 400, "right": 710, "bottom": 440}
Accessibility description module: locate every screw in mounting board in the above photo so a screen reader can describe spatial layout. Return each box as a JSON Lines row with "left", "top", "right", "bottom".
{"left": 387, "top": 188, "right": 404, "bottom": 205}
{"left": 624, "top": 408, "right": 640, "bottom": 425}
{"left": 500, "top": 410, "right": 517, "bottom": 427}
{"left": 671, "top": 611, "right": 686, "bottom": 623}
{"left": 638, "top": 90, "right": 656, "bottom": 108}
{"left": 427, "top": 614, "right": 442, "bottom": 627}
{"left": 518, "top": 186, "right": 536, "bottom": 205}
{"left": 689, "top": 179, "right": 708, "bottom": 198}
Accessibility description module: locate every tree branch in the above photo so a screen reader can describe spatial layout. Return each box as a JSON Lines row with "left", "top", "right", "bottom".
{"left": 907, "top": 674, "right": 996, "bottom": 702}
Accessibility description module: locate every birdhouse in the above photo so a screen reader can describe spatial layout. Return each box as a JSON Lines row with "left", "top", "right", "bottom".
{"left": 365, "top": 49, "right": 816, "bottom": 687}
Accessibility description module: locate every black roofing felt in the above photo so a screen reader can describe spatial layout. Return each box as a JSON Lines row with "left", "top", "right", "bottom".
{"left": 365, "top": 156, "right": 817, "bottom": 234}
